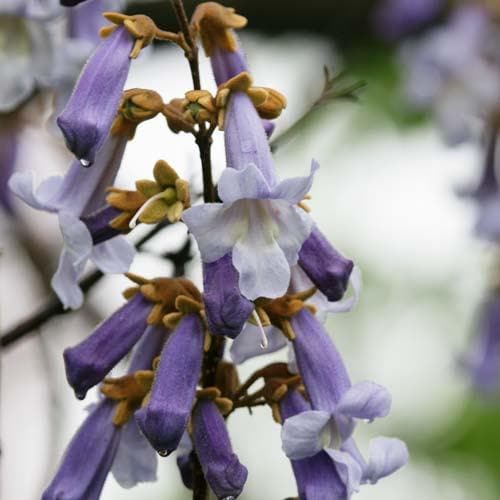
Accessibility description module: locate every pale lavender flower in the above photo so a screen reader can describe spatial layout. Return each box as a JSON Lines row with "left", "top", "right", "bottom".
{"left": 57, "top": 25, "right": 133, "bottom": 165}
{"left": 373, "top": 0, "right": 443, "bottom": 40}
{"left": 184, "top": 92, "right": 317, "bottom": 301}
{"left": 136, "top": 313, "right": 204, "bottom": 455}
{"left": 281, "top": 309, "right": 408, "bottom": 494}
{"left": 63, "top": 292, "right": 153, "bottom": 399}
{"left": 192, "top": 399, "right": 248, "bottom": 499}
{"left": 9, "top": 133, "right": 134, "bottom": 309}
{"left": 400, "top": 5, "right": 500, "bottom": 145}
{"left": 280, "top": 389, "right": 347, "bottom": 500}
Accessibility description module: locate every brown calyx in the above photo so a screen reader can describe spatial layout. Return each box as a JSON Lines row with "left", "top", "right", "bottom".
{"left": 106, "top": 159, "right": 190, "bottom": 231}
{"left": 111, "top": 89, "right": 165, "bottom": 139}
{"left": 216, "top": 72, "right": 287, "bottom": 129}
{"left": 101, "top": 12, "right": 187, "bottom": 59}
{"left": 123, "top": 273, "right": 203, "bottom": 326}
{"left": 253, "top": 287, "right": 317, "bottom": 341}
{"left": 195, "top": 386, "right": 233, "bottom": 415}
{"left": 231, "top": 363, "right": 306, "bottom": 424}
{"left": 101, "top": 370, "right": 154, "bottom": 426}
{"left": 190, "top": 2, "right": 247, "bottom": 55}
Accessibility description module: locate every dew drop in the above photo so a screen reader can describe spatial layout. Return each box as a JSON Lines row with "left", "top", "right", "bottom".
{"left": 75, "top": 390, "right": 86, "bottom": 400}
{"left": 79, "top": 158, "right": 91, "bottom": 167}
{"left": 158, "top": 449, "right": 172, "bottom": 457}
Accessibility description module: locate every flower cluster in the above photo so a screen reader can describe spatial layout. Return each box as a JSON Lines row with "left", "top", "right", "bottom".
{"left": 11, "top": 2, "right": 410, "bottom": 499}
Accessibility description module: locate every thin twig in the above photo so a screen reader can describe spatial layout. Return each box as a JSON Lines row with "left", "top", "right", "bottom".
{"left": 0, "top": 222, "right": 169, "bottom": 348}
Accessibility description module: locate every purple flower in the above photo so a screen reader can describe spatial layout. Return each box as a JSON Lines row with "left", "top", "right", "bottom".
{"left": 57, "top": 25, "right": 133, "bottom": 165}
{"left": 192, "top": 398, "right": 248, "bottom": 499}
{"left": 399, "top": 5, "right": 500, "bottom": 145}
{"left": 64, "top": 292, "right": 153, "bottom": 399}
{"left": 42, "top": 399, "right": 121, "bottom": 500}
{"left": 281, "top": 309, "right": 408, "bottom": 494}
{"left": 462, "top": 295, "right": 500, "bottom": 394}
{"left": 373, "top": 0, "right": 443, "bottom": 40}
{"left": 203, "top": 254, "right": 253, "bottom": 338}
{"left": 183, "top": 92, "right": 317, "bottom": 300}
{"left": 280, "top": 389, "right": 347, "bottom": 500}
{"left": 9, "top": 133, "right": 134, "bottom": 309}
{"left": 176, "top": 432, "right": 194, "bottom": 490}
{"left": 299, "top": 226, "right": 354, "bottom": 302}
{"left": 136, "top": 313, "right": 204, "bottom": 455}
{"left": 44, "top": 323, "right": 166, "bottom": 498}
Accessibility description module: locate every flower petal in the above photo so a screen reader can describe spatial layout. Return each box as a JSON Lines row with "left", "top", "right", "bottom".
{"left": 327, "top": 265, "right": 362, "bottom": 313}
{"left": 59, "top": 211, "right": 93, "bottom": 263}
{"left": 111, "top": 418, "right": 158, "bottom": 489}
{"left": 363, "top": 437, "right": 409, "bottom": 484}
{"left": 325, "top": 447, "right": 363, "bottom": 496}
{"left": 232, "top": 210, "right": 290, "bottom": 299}
{"left": 202, "top": 254, "right": 253, "bottom": 338}
{"left": 272, "top": 200, "right": 313, "bottom": 265}
{"left": 91, "top": 236, "right": 135, "bottom": 273}
{"left": 51, "top": 249, "right": 86, "bottom": 310}
{"left": 230, "top": 324, "right": 287, "bottom": 364}
{"left": 270, "top": 159, "right": 319, "bottom": 204}
{"left": 182, "top": 203, "right": 239, "bottom": 263}
{"left": 8, "top": 171, "right": 62, "bottom": 211}
{"left": 281, "top": 410, "right": 331, "bottom": 460}
{"left": 217, "top": 163, "right": 271, "bottom": 203}
{"left": 336, "top": 381, "right": 392, "bottom": 422}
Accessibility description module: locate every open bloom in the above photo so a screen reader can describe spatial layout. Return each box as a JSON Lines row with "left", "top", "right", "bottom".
{"left": 280, "top": 389, "right": 348, "bottom": 499}
{"left": 9, "top": 132, "right": 134, "bottom": 309}
{"left": 184, "top": 158, "right": 317, "bottom": 300}
{"left": 281, "top": 309, "right": 408, "bottom": 494}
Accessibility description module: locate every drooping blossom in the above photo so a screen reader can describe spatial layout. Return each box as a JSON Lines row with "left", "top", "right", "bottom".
{"left": 281, "top": 309, "right": 408, "bottom": 494}
{"left": 9, "top": 132, "right": 134, "bottom": 309}
{"left": 43, "top": 323, "right": 166, "bottom": 499}
{"left": 191, "top": 398, "right": 248, "bottom": 498}
{"left": 9, "top": 88, "right": 165, "bottom": 308}
{"left": 63, "top": 275, "right": 197, "bottom": 398}
{"left": 136, "top": 312, "right": 205, "bottom": 455}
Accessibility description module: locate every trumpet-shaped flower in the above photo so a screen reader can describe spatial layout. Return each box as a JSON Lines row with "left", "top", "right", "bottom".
{"left": 57, "top": 25, "right": 133, "bottom": 164}
{"left": 183, "top": 160, "right": 317, "bottom": 300}
{"left": 281, "top": 309, "right": 408, "bottom": 494}
{"left": 192, "top": 398, "right": 248, "bottom": 499}
{"left": 9, "top": 133, "right": 134, "bottom": 309}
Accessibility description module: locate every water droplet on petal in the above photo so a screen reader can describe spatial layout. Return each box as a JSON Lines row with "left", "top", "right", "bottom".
{"left": 75, "top": 390, "right": 86, "bottom": 400}
{"left": 158, "top": 449, "right": 172, "bottom": 457}
{"left": 79, "top": 158, "right": 91, "bottom": 167}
